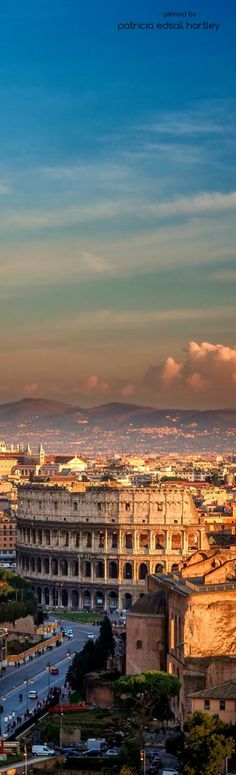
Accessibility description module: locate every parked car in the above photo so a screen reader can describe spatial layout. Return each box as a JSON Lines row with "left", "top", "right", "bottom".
{"left": 32, "top": 745, "right": 55, "bottom": 757}
{"left": 104, "top": 748, "right": 119, "bottom": 757}
{"left": 29, "top": 690, "right": 38, "bottom": 700}
{"left": 49, "top": 665, "right": 59, "bottom": 675}
{"left": 83, "top": 750, "right": 101, "bottom": 757}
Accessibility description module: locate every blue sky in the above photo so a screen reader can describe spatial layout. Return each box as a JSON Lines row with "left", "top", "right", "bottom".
{"left": 0, "top": 0, "right": 236, "bottom": 407}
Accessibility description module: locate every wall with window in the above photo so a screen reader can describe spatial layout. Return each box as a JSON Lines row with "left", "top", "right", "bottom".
{"left": 126, "top": 612, "right": 165, "bottom": 674}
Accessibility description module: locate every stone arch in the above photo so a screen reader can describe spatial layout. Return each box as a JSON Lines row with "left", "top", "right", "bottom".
{"left": 61, "top": 530, "right": 69, "bottom": 547}
{"left": 37, "top": 557, "right": 41, "bottom": 573}
{"left": 123, "top": 561, "right": 133, "bottom": 580}
{"left": 84, "top": 560, "right": 91, "bottom": 578}
{"left": 44, "top": 587, "right": 49, "bottom": 605}
{"left": 155, "top": 532, "right": 165, "bottom": 549}
{"left": 125, "top": 532, "right": 133, "bottom": 549}
{"left": 30, "top": 557, "right": 35, "bottom": 572}
{"left": 32, "top": 528, "right": 36, "bottom": 544}
{"left": 83, "top": 589, "right": 91, "bottom": 610}
{"left": 171, "top": 532, "right": 181, "bottom": 550}
{"left": 139, "top": 532, "right": 149, "bottom": 549}
{"left": 124, "top": 592, "right": 132, "bottom": 610}
{"left": 95, "top": 590, "right": 104, "bottom": 610}
{"left": 61, "top": 559, "right": 68, "bottom": 576}
{"left": 44, "top": 557, "right": 49, "bottom": 574}
{"left": 109, "top": 560, "right": 118, "bottom": 579}
{"left": 25, "top": 556, "right": 30, "bottom": 572}
{"left": 171, "top": 563, "right": 179, "bottom": 573}
{"left": 155, "top": 563, "right": 163, "bottom": 574}
{"left": 188, "top": 532, "right": 199, "bottom": 550}
{"left": 96, "top": 561, "right": 104, "bottom": 579}
{"left": 86, "top": 531, "right": 92, "bottom": 548}
{"left": 37, "top": 528, "right": 42, "bottom": 545}
{"left": 51, "top": 558, "right": 58, "bottom": 576}
{"left": 61, "top": 588, "right": 68, "bottom": 607}
{"left": 71, "top": 560, "right": 79, "bottom": 577}
{"left": 108, "top": 591, "right": 118, "bottom": 611}
{"left": 52, "top": 587, "right": 58, "bottom": 606}
{"left": 71, "top": 589, "right": 79, "bottom": 609}
{"left": 44, "top": 529, "right": 50, "bottom": 546}
{"left": 139, "top": 562, "right": 148, "bottom": 580}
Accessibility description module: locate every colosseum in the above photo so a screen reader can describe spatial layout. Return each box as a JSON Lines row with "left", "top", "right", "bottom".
{"left": 16, "top": 483, "right": 208, "bottom": 611}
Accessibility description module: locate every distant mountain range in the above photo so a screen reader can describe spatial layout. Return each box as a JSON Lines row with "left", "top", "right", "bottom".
{"left": 0, "top": 397, "right": 235, "bottom": 453}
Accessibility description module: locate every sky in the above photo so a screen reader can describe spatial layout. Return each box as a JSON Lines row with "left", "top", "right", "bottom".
{"left": 0, "top": 0, "right": 236, "bottom": 408}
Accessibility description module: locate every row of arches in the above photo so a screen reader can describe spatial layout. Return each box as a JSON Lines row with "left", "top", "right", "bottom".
{"left": 18, "top": 525, "right": 201, "bottom": 552}
{"left": 35, "top": 586, "right": 134, "bottom": 611}
{"left": 18, "top": 553, "right": 179, "bottom": 580}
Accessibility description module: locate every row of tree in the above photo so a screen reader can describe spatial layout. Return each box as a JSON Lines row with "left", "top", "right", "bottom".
{"left": 67, "top": 615, "right": 115, "bottom": 690}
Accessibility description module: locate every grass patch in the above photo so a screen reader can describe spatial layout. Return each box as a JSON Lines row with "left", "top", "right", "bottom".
{"left": 57, "top": 612, "right": 103, "bottom": 624}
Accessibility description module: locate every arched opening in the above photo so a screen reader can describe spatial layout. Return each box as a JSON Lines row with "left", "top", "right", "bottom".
{"left": 171, "top": 533, "right": 181, "bottom": 550}
{"left": 139, "top": 562, "right": 148, "bottom": 580}
{"left": 109, "top": 561, "right": 118, "bottom": 579}
{"left": 95, "top": 591, "right": 104, "bottom": 610}
{"left": 26, "top": 556, "right": 29, "bottom": 572}
{"left": 84, "top": 560, "right": 91, "bottom": 578}
{"left": 125, "top": 532, "right": 133, "bottom": 549}
{"left": 109, "top": 591, "right": 118, "bottom": 611}
{"left": 86, "top": 532, "right": 92, "bottom": 548}
{"left": 171, "top": 563, "right": 179, "bottom": 573}
{"left": 124, "top": 592, "right": 132, "bottom": 610}
{"left": 123, "top": 562, "right": 133, "bottom": 580}
{"left": 61, "top": 588, "right": 68, "bottom": 607}
{"left": 44, "top": 557, "right": 49, "bottom": 574}
{"left": 155, "top": 532, "right": 165, "bottom": 550}
{"left": 37, "top": 587, "right": 42, "bottom": 604}
{"left": 111, "top": 531, "right": 118, "bottom": 549}
{"left": 61, "top": 531, "right": 69, "bottom": 548}
{"left": 71, "top": 589, "right": 79, "bottom": 609}
{"left": 188, "top": 533, "right": 198, "bottom": 550}
{"left": 96, "top": 561, "right": 104, "bottom": 579}
{"left": 155, "top": 563, "right": 163, "bottom": 574}
{"left": 44, "top": 587, "right": 49, "bottom": 606}
{"left": 44, "top": 529, "right": 50, "bottom": 546}
{"left": 83, "top": 590, "right": 91, "bottom": 610}
{"left": 139, "top": 532, "right": 149, "bottom": 549}
{"left": 61, "top": 559, "right": 68, "bottom": 576}
{"left": 52, "top": 587, "right": 58, "bottom": 606}
{"left": 31, "top": 557, "right": 35, "bottom": 572}
{"left": 72, "top": 560, "right": 79, "bottom": 577}
{"left": 51, "top": 558, "right": 58, "bottom": 576}
{"left": 32, "top": 528, "right": 36, "bottom": 544}
{"left": 37, "top": 557, "right": 41, "bottom": 573}
{"left": 75, "top": 532, "right": 80, "bottom": 548}
{"left": 38, "top": 529, "right": 42, "bottom": 545}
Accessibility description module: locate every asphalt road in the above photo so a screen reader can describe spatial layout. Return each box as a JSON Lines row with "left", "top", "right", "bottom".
{"left": 0, "top": 620, "right": 99, "bottom": 735}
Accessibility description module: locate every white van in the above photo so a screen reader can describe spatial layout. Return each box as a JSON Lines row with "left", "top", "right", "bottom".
{"left": 32, "top": 745, "right": 55, "bottom": 757}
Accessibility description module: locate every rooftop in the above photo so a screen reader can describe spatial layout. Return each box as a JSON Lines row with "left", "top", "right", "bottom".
{"left": 189, "top": 680, "right": 236, "bottom": 700}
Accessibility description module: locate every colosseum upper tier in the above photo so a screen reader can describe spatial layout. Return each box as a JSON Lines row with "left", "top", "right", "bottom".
{"left": 16, "top": 483, "right": 208, "bottom": 611}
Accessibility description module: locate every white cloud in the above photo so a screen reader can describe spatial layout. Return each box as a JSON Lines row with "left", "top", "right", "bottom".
{"left": 143, "top": 341, "right": 236, "bottom": 407}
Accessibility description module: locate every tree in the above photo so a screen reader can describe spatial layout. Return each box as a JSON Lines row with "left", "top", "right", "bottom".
{"left": 96, "top": 615, "right": 115, "bottom": 662}
{"left": 182, "top": 712, "right": 234, "bottom": 775}
{"left": 115, "top": 671, "right": 180, "bottom": 743}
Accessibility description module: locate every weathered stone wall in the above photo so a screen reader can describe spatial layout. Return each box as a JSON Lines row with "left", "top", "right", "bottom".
{"left": 184, "top": 591, "right": 236, "bottom": 658}
{"left": 126, "top": 613, "right": 165, "bottom": 674}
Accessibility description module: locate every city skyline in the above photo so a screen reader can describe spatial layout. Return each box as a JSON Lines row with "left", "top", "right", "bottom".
{"left": 0, "top": 0, "right": 235, "bottom": 408}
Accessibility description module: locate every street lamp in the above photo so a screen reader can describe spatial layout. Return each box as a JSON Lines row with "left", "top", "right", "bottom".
{"left": 59, "top": 712, "right": 64, "bottom": 748}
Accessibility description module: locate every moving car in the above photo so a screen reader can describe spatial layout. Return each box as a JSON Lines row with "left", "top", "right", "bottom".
{"left": 29, "top": 690, "right": 38, "bottom": 700}
{"left": 32, "top": 745, "right": 55, "bottom": 757}
{"left": 49, "top": 665, "right": 59, "bottom": 675}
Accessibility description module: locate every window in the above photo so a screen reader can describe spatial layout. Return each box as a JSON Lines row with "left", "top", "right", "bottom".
{"left": 73, "top": 502, "right": 78, "bottom": 511}
{"left": 136, "top": 640, "right": 142, "bottom": 649}
{"left": 204, "top": 699, "right": 210, "bottom": 710}
{"left": 125, "top": 502, "right": 130, "bottom": 511}
{"left": 219, "top": 699, "right": 225, "bottom": 710}
{"left": 98, "top": 503, "right": 102, "bottom": 511}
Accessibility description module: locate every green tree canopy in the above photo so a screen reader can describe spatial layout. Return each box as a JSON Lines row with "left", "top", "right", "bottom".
{"left": 67, "top": 615, "right": 116, "bottom": 691}
{"left": 115, "top": 671, "right": 180, "bottom": 742}
{"left": 182, "top": 711, "right": 234, "bottom": 775}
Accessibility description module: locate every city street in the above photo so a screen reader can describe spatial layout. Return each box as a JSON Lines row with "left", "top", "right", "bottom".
{"left": 0, "top": 620, "right": 99, "bottom": 735}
